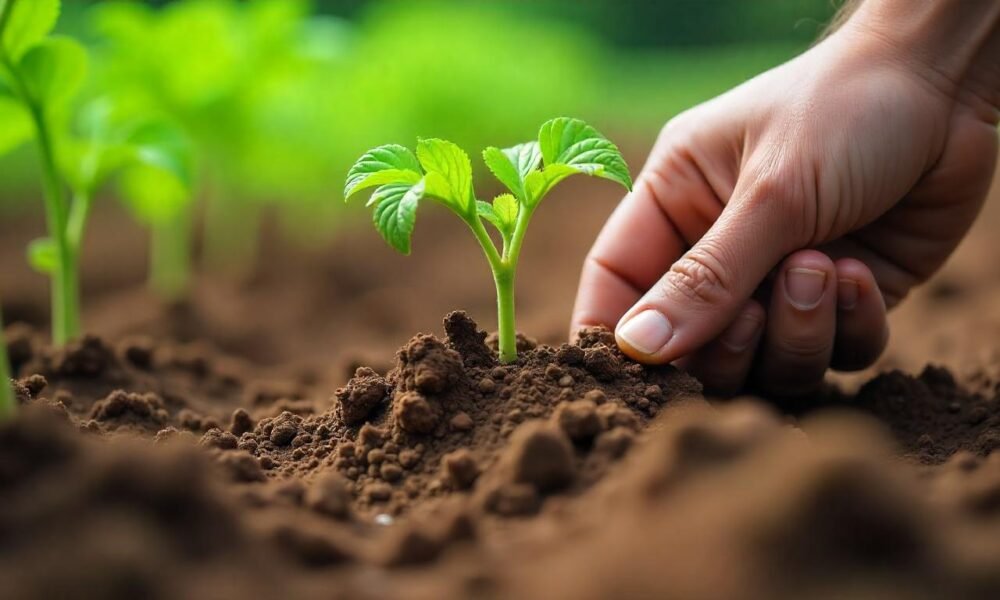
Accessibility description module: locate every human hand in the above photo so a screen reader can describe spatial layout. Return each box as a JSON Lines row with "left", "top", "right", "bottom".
{"left": 571, "top": 0, "right": 999, "bottom": 396}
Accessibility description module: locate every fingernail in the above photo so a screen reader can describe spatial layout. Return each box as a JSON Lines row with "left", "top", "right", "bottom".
{"left": 617, "top": 309, "right": 673, "bottom": 355}
{"left": 838, "top": 278, "right": 859, "bottom": 311}
{"left": 784, "top": 268, "right": 826, "bottom": 311}
{"left": 721, "top": 312, "right": 763, "bottom": 353}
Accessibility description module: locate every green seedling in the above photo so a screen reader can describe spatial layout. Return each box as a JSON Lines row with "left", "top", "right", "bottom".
{"left": 0, "top": 304, "right": 13, "bottom": 420}
{"left": 346, "top": 117, "right": 632, "bottom": 363}
{"left": 65, "top": 99, "right": 196, "bottom": 301}
{"left": 0, "top": 0, "right": 192, "bottom": 343}
{"left": 90, "top": 0, "right": 351, "bottom": 277}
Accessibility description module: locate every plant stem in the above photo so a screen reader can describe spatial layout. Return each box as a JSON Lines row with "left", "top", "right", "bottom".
{"left": 150, "top": 209, "right": 192, "bottom": 302}
{"left": 0, "top": 304, "right": 13, "bottom": 420}
{"left": 31, "top": 102, "right": 79, "bottom": 345}
{"left": 492, "top": 266, "right": 518, "bottom": 363}
{"left": 467, "top": 211, "right": 523, "bottom": 364}
{"left": 203, "top": 188, "right": 260, "bottom": 281}
{"left": 1, "top": 47, "right": 80, "bottom": 345}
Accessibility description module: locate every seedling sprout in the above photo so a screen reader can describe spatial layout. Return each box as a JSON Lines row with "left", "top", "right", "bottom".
{"left": 346, "top": 117, "right": 632, "bottom": 363}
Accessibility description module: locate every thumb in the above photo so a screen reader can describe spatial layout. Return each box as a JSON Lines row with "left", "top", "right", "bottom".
{"left": 614, "top": 177, "right": 806, "bottom": 363}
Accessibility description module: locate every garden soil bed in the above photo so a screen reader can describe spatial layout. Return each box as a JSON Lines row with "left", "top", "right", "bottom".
{"left": 2, "top": 159, "right": 1000, "bottom": 599}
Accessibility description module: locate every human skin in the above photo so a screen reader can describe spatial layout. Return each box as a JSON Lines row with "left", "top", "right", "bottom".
{"left": 571, "top": 0, "right": 1000, "bottom": 396}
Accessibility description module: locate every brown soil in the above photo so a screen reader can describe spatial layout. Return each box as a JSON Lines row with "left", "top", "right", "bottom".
{"left": 2, "top": 147, "right": 1000, "bottom": 599}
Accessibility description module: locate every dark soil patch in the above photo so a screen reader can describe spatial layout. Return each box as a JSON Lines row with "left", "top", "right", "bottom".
{"left": 2, "top": 310, "right": 1000, "bottom": 599}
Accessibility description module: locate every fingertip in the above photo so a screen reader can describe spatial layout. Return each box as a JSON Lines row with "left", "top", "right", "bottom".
{"left": 779, "top": 251, "right": 837, "bottom": 312}
{"left": 615, "top": 309, "right": 675, "bottom": 364}
{"left": 833, "top": 258, "right": 884, "bottom": 311}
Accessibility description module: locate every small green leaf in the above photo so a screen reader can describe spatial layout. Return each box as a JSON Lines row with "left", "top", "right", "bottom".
{"left": 344, "top": 144, "right": 422, "bottom": 199}
{"left": 371, "top": 181, "right": 423, "bottom": 255}
{"left": 492, "top": 193, "right": 518, "bottom": 229}
{"left": 523, "top": 164, "right": 578, "bottom": 207}
{"left": 118, "top": 161, "right": 191, "bottom": 225}
{"left": 477, "top": 193, "right": 518, "bottom": 240}
{"left": 0, "top": 95, "right": 30, "bottom": 156}
{"left": 483, "top": 142, "right": 542, "bottom": 200}
{"left": 26, "top": 237, "right": 57, "bottom": 274}
{"left": 18, "top": 36, "right": 87, "bottom": 106}
{"left": 504, "top": 142, "right": 542, "bottom": 179}
{"left": 416, "top": 138, "right": 472, "bottom": 213}
{"left": 483, "top": 146, "right": 521, "bottom": 198}
{"left": 127, "top": 120, "right": 194, "bottom": 189}
{"left": 537, "top": 117, "right": 632, "bottom": 191}
{"left": 1, "top": 0, "right": 60, "bottom": 60}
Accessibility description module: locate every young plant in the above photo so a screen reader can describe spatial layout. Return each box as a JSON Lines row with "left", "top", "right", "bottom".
{"left": 0, "top": 0, "right": 86, "bottom": 344}
{"left": 345, "top": 117, "right": 632, "bottom": 363}
{"left": 0, "top": 305, "right": 13, "bottom": 420}
{"left": 65, "top": 101, "right": 195, "bottom": 301}
{"left": 0, "top": 0, "right": 193, "bottom": 343}
{"left": 90, "top": 0, "right": 351, "bottom": 278}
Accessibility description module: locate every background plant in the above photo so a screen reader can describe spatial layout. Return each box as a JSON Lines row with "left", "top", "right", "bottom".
{"left": 0, "top": 0, "right": 192, "bottom": 343}
{"left": 89, "top": 0, "right": 352, "bottom": 275}
{"left": 345, "top": 117, "right": 631, "bottom": 363}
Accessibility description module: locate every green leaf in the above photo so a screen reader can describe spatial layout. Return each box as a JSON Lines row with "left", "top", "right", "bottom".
{"left": 118, "top": 161, "right": 191, "bottom": 225}
{"left": 1, "top": 0, "right": 60, "bottom": 60}
{"left": 483, "top": 146, "right": 521, "bottom": 198}
{"left": 18, "top": 36, "right": 87, "bottom": 106}
{"left": 537, "top": 117, "right": 632, "bottom": 191}
{"left": 0, "top": 95, "right": 30, "bottom": 156}
{"left": 416, "top": 138, "right": 472, "bottom": 213}
{"left": 344, "top": 144, "right": 422, "bottom": 199}
{"left": 127, "top": 120, "right": 194, "bottom": 189}
{"left": 477, "top": 193, "right": 519, "bottom": 239}
{"left": 371, "top": 180, "right": 423, "bottom": 255}
{"left": 26, "top": 237, "right": 56, "bottom": 274}
{"left": 505, "top": 141, "right": 542, "bottom": 179}
{"left": 483, "top": 142, "right": 541, "bottom": 200}
{"left": 523, "top": 164, "right": 578, "bottom": 207}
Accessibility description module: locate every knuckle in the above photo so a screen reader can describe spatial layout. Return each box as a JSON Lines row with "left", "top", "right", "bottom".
{"left": 663, "top": 247, "right": 733, "bottom": 307}
{"left": 740, "top": 165, "right": 813, "bottom": 247}
{"left": 775, "top": 336, "right": 832, "bottom": 363}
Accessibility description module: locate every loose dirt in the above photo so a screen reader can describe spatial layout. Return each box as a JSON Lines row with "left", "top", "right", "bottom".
{"left": 2, "top": 149, "right": 1000, "bottom": 599}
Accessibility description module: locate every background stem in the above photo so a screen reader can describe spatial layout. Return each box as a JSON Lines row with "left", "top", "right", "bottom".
{"left": 203, "top": 190, "right": 260, "bottom": 281}
{"left": 150, "top": 209, "right": 192, "bottom": 302}
{"left": 0, "top": 304, "right": 15, "bottom": 420}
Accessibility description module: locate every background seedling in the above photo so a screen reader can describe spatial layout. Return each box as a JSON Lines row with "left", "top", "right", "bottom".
{"left": 346, "top": 117, "right": 631, "bottom": 363}
{"left": 90, "top": 0, "right": 351, "bottom": 277}
{"left": 0, "top": 0, "right": 192, "bottom": 343}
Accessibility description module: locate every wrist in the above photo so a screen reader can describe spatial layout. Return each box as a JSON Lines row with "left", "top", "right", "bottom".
{"left": 840, "top": 0, "right": 1000, "bottom": 98}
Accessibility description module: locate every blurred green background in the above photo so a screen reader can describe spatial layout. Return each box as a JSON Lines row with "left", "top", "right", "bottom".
{"left": 0, "top": 0, "right": 840, "bottom": 246}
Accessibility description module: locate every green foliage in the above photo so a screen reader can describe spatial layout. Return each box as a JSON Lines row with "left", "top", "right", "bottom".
{"left": 343, "top": 144, "right": 421, "bottom": 198}
{"left": 0, "top": 0, "right": 194, "bottom": 342}
{"left": 346, "top": 117, "right": 631, "bottom": 363}
{"left": 0, "top": 94, "right": 30, "bottom": 153}
{"left": 26, "top": 237, "right": 56, "bottom": 273}
{"left": 88, "top": 0, "right": 353, "bottom": 273}
{"left": 415, "top": 139, "right": 474, "bottom": 215}
{"left": 1, "top": 0, "right": 59, "bottom": 60}
{"left": 18, "top": 36, "right": 86, "bottom": 107}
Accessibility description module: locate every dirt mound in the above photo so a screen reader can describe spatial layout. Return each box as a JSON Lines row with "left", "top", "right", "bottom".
{"left": 2, "top": 313, "right": 999, "bottom": 599}
{"left": 223, "top": 311, "right": 703, "bottom": 517}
